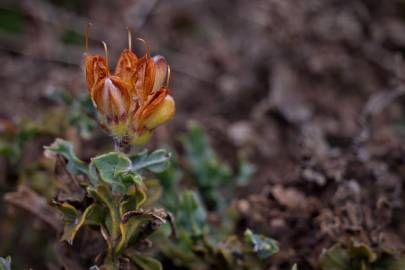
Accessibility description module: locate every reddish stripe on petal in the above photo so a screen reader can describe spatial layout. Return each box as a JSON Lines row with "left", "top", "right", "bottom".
{"left": 84, "top": 55, "right": 109, "bottom": 93}
{"left": 134, "top": 56, "right": 156, "bottom": 104}
{"left": 91, "top": 78, "right": 107, "bottom": 114}
{"left": 134, "top": 57, "right": 147, "bottom": 102}
{"left": 139, "top": 87, "right": 169, "bottom": 120}
{"left": 109, "top": 76, "right": 132, "bottom": 117}
{"left": 114, "top": 49, "right": 138, "bottom": 90}
{"left": 91, "top": 76, "right": 131, "bottom": 121}
{"left": 144, "top": 57, "right": 156, "bottom": 97}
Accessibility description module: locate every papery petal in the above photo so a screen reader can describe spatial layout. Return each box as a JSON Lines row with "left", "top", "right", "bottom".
{"left": 138, "top": 87, "right": 169, "bottom": 122}
{"left": 84, "top": 54, "right": 108, "bottom": 93}
{"left": 144, "top": 94, "right": 175, "bottom": 129}
{"left": 91, "top": 76, "right": 131, "bottom": 122}
{"left": 114, "top": 49, "right": 138, "bottom": 90}
{"left": 134, "top": 57, "right": 155, "bottom": 104}
{"left": 151, "top": 55, "right": 168, "bottom": 93}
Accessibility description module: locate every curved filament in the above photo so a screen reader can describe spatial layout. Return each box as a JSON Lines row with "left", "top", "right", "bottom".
{"left": 101, "top": 41, "right": 109, "bottom": 67}
{"left": 165, "top": 65, "right": 171, "bottom": 87}
{"left": 84, "top": 22, "right": 92, "bottom": 52}
{"left": 137, "top": 38, "right": 150, "bottom": 58}
{"left": 127, "top": 27, "right": 132, "bottom": 51}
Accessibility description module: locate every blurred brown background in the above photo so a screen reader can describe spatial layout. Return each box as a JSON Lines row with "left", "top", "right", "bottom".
{"left": 1, "top": 0, "right": 405, "bottom": 269}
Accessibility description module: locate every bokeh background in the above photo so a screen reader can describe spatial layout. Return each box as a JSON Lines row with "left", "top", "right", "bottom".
{"left": 1, "top": 0, "right": 405, "bottom": 269}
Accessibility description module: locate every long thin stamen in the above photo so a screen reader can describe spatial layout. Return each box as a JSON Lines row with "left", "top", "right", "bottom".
{"left": 166, "top": 65, "right": 171, "bottom": 87}
{"left": 84, "top": 23, "right": 92, "bottom": 52}
{"left": 137, "top": 38, "right": 150, "bottom": 58}
{"left": 127, "top": 27, "right": 132, "bottom": 51}
{"left": 101, "top": 41, "right": 109, "bottom": 67}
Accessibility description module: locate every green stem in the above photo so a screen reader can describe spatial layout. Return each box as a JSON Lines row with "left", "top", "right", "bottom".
{"left": 110, "top": 209, "right": 120, "bottom": 241}
{"left": 115, "top": 222, "right": 127, "bottom": 255}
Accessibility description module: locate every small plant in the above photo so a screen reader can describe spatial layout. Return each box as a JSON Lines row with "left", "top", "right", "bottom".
{"left": 44, "top": 27, "right": 176, "bottom": 269}
{"left": 3, "top": 25, "right": 280, "bottom": 270}
{"left": 45, "top": 139, "right": 173, "bottom": 269}
{"left": 180, "top": 121, "right": 254, "bottom": 210}
{"left": 157, "top": 190, "right": 279, "bottom": 270}
{"left": 153, "top": 123, "right": 277, "bottom": 269}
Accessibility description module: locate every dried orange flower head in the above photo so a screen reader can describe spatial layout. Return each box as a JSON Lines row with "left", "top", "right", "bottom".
{"left": 84, "top": 27, "right": 175, "bottom": 145}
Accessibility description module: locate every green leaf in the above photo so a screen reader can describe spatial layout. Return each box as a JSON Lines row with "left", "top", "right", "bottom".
{"left": 0, "top": 256, "right": 11, "bottom": 270}
{"left": 55, "top": 203, "right": 102, "bottom": 245}
{"left": 181, "top": 122, "right": 232, "bottom": 184}
{"left": 54, "top": 201, "right": 79, "bottom": 223}
{"left": 122, "top": 186, "right": 147, "bottom": 211}
{"left": 121, "top": 172, "right": 143, "bottom": 188}
{"left": 130, "top": 149, "right": 171, "bottom": 173}
{"left": 319, "top": 244, "right": 350, "bottom": 270}
{"left": 244, "top": 229, "right": 279, "bottom": 259}
{"left": 143, "top": 179, "right": 163, "bottom": 208}
{"left": 87, "top": 185, "right": 120, "bottom": 239}
{"left": 177, "top": 191, "right": 207, "bottom": 236}
{"left": 126, "top": 251, "right": 162, "bottom": 270}
{"left": 235, "top": 158, "right": 255, "bottom": 186}
{"left": 156, "top": 148, "right": 183, "bottom": 212}
{"left": 348, "top": 240, "right": 377, "bottom": 263}
{"left": 181, "top": 122, "right": 232, "bottom": 209}
{"left": 89, "top": 152, "right": 133, "bottom": 192}
{"left": 116, "top": 193, "right": 152, "bottom": 252}
{"left": 85, "top": 204, "right": 107, "bottom": 226}
{"left": 44, "top": 139, "right": 88, "bottom": 175}
{"left": 181, "top": 122, "right": 214, "bottom": 165}
{"left": 117, "top": 211, "right": 163, "bottom": 254}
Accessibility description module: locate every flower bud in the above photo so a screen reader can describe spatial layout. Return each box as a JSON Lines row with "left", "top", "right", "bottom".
{"left": 144, "top": 95, "right": 175, "bottom": 129}
{"left": 91, "top": 76, "right": 132, "bottom": 138}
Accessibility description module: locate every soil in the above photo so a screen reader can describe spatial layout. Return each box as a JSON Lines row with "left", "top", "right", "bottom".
{"left": 1, "top": 0, "right": 405, "bottom": 269}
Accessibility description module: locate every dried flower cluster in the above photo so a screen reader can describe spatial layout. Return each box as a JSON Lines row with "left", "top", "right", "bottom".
{"left": 84, "top": 28, "right": 175, "bottom": 146}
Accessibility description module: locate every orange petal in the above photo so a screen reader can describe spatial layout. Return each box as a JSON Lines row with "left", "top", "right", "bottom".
{"left": 139, "top": 87, "right": 169, "bottom": 121}
{"left": 144, "top": 95, "right": 175, "bottom": 129}
{"left": 91, "top": 76, "right": 131, "bottom": 122}
{"left": 152, "top": 55, "right": 168, "bottom": 93}
{"left": 134, "top": 57, "right": 156, "bottom": 104}
{"left": 84, "top": 55, "right": 109, "bottom": 93}
{"left": 114, "top": 49, "right": 138, "bottom": 89}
